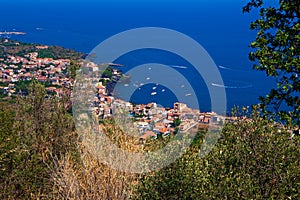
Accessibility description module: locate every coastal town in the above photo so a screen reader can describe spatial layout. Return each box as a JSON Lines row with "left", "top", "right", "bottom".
{"left": 0, "top": 38, "right": 229, "bottom": 144}
{"left": 91, "top": 80, "right": 226, "bottom": 143}
{"left": 0, "top": 38, "right": 83, "bottom": 98}
{"left": 0, "top": 45, "right": 73, "bottom": 97}
{"left": 1, "top": 39, "right": 296, "bottom": 145}
{"left": 1, "top": 1, "right": 299, "bottom": 198}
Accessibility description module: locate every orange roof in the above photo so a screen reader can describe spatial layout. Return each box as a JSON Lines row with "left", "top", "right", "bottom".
{"left": 96, "top": 82, "right": 105, "bottom": 89}
{"left": 105, "top": 97, "right": 113, "bottom": 103}
{"left": 46, "top": 87, "right": 57, "bottom": 92}
{"left": 159, "top": 127, "right": 169, "bottom": 133}
{"left": 203, "top": 117, "right": 210, "bottom": 123}
{"left": 147, "top": 103, "right": 153, "bottom": 107}
{"left": 37, "top": 76, "right": 47, "bottom": 81}
{"left": 140, "top": 104, "right": 145, "bottom": 109}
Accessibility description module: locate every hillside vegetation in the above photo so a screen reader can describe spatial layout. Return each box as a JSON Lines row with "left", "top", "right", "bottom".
{"left": 0, "top": 82, "right": 299, "bottom": 199}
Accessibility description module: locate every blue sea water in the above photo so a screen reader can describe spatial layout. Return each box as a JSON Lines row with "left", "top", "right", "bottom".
{"left": 0, "top": 0, "right": 275, "bottom": 113}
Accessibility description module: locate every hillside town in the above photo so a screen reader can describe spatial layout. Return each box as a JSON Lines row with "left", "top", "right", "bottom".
{"left": 91, "top": 80, "right": 226, "bottom": 143}
{"left": 0, "top": 39, "right": 228, "bottom": 144}
{"left": 0, "top": 49, "right": 72, "bottom": 96}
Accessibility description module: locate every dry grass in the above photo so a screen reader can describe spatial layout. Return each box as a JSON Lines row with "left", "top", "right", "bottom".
{"left": 51, "top": 119, "right": 142, "bottom": 200}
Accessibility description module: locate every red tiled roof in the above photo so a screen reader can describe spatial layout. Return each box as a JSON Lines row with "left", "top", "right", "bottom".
{"left": 37, "top": 76, "right": 47, "bottom": 81}
{"left": 147, "top": 103, "right": 153, "bottom": 107}
{"left": 159, "top": 127, "right": 169, "bottom": 133}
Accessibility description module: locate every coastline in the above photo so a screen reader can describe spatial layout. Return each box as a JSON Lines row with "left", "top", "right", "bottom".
{"left": 0, "top": 35, "right": 274, "bottom": 113}
{"left": 0, "top": 31, "right": 26, "bottom": 35}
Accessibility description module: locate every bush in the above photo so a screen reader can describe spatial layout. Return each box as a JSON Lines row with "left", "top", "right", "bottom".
{"left": 133, "top": 109, "right": 300, "bottom": 199}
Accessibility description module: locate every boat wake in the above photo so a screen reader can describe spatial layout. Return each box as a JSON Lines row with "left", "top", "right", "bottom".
{"left": 211, "top": 82, "right": 253, "bottom": 89}
{"left": 218, "top": 65, "right": 251, "bottom": 72}
{"left": 170, "top": 65, "right": 188, "bottom": 69}
{"left": 36, "top": 27, "right": 47, "bottom": 31}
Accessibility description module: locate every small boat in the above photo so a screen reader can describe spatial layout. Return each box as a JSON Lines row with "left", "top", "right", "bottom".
{"left": 151, "top": 92, "right": 157, "bottom": 95}
{"left": 152, "top": 87, "right": 157, "bottom": 90}
{"left": 185, "top": 93, "right": 192, "bottom": 96}
{"left": 162, "top": 89, "right": 165, "bottom": 92}
{"left": 171, "top": 65, "right": 188, "bottom": 69}
{"left": 146, "top": 77, "right": 150, "bottom": 80}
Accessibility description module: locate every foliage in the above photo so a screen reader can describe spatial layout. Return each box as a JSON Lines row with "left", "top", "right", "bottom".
{"left": 102, "top": 67, "right": 114, "bottom": 78}
{"left": 0, "top": 39, "right": 35, "bottom": 58}
{"left": 1, "top": 82, "right": 299, "bottom": 200}
{"left": 52, "top": 117, "right": 141, "bottom": 200}
{"left": 68, "top": 60, "right": 81, "bottom": 79}
{"left": 0, "top": 103, "right": 16, "bottom": 179}
{"left": 37, "top": 46, "right": 83, "bottom": 60}
{"left": 14, "top": 80, "right": 31, "bottom": 94}
{"left": 0, "top": 81, "right": 77, "bottom": 199}
{"left": 0, "top": 81, "right": 140, "bottom": 199}
{"left": 133, "top": 109, "right": 300, "bottom": 199}
{"left": 173, "top": 117, "right": 181, "bottom": 127}
{"left": 243, "top": 0, "right": 300, "bottom": 126}
{"left": 0, "top": 38, "right": 83, "bottom": 60}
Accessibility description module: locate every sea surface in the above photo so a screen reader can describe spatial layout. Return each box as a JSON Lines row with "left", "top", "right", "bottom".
{"left": 0, "top": 0, "right": 275, "bottom": 114}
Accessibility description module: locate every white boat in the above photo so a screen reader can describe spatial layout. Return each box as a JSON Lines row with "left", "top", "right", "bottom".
{"left": 185, "top": 93, "right": 192, "bottom": 96}
{"left": 151, "top": 92, "right": 157, "bottom": 95}
{"left": 152, "top": 87, "right": 157, "bottom": 90}
{"left": 171, "top": 65, "right": 188, "bottom": 69}
{"left": 162, "top": 89, "right": 165, "bottom": 92}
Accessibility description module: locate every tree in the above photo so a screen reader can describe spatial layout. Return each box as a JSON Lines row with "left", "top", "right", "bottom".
{"left": 0, "top": 81, "right": 77, "bottom": 199}
{"left": 173, "top": 117, "right": 181, "bottom": 127}
{"left": 0, "top": 103, "right": 16, "bottom": 181}
{"left": 243, "top": 0, "right": 300, "bottom": 126}
{"left": 68, "top": 60, "right": 81, "bottom": 79}
{"left": 133, "top": 110, "right": 300, "bottom": 199}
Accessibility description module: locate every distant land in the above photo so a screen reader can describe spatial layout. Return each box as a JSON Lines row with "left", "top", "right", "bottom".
{"left": 0, "top": 31, "right": 26, "bottom": 35}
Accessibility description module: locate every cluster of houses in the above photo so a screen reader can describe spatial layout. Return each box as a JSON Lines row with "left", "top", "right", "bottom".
{"left": 92, "top": 82, "right": 115, "bottom": 117}
{"left": 0, "top": 42, "right": 227, "bottom": 145}
{"left": 91, "top": 82, "right": 226, "bottom": 144}
{"left": 0, "top": 46, "right": 73, "bottom": 96}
